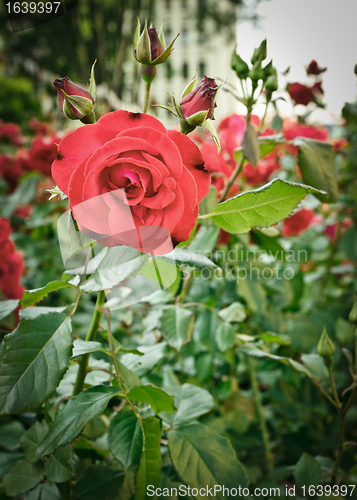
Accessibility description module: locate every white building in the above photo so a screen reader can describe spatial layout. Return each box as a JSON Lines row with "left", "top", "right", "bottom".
{"left": 124, "top": 0, "right": 239, "bottom": 127}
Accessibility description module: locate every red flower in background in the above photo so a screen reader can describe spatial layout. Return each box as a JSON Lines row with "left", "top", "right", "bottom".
{"left": 0, "top": 218, "right": 24, "bottom": 301}
{"left": 287, "top": 82, "right": 324, "bottom": 106}
{"left": 0, "top": 120, "right": 23, "bottom": 146}
{"left": 27, "top": 135, "right": 59, "bottom": 176}
{"left": 243, "top": 156, "right": 280, "bottom": 185}
{"left": 281, "top": 209, "right": 315, "bottom": 237}
{"left": 199, "top": 142, "right": 238, "bottom": 196}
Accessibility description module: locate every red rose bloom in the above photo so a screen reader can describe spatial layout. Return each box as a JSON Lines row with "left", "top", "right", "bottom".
{"left": 281, "top": 209, "right": 315, "bottom": 237}
{"left": 51, "top": 110, "right": 210, "bottom": 253}
{"left": 306, "top": 60, "right": 327, "bottom": 76}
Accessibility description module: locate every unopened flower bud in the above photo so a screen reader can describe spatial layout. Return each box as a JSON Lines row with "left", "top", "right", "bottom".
{"left": 248, "top": 61, "right": 265, "bottom": 83}
{"left": 263, "top": 60, "right": 274, "bottom": 78}
{"left": 180, "top": 76, "right": 218, "bottom": 125}
{"left": 231, "top": 50, "right": 249, "bottom": 79}
{"left": 317, "top": 327, "right": 335, "bottom": 358}
{"left": 306, "top": 60, "right": 327, "bottom": 76}
{"left": 349, "top": 296, "right": 357, "bottom": 323}
{"left": 251, "top": 39, "right": 267, "bottom": 65}
{"left": 53, "top": 77, "right": 94, "bottom": 121}
{"left": 133, "top": 19, "right": 178, "bottom": 67}
{"left": 265, "top": 74, "right": 278, "bottom": 92}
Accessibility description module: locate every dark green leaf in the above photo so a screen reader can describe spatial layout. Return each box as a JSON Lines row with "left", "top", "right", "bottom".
{"left": 160, "top": 383, "right": 214, "bottom": 427}
{"left": 44, "top": 445, "right": 74, "bottom": 482}
{"left": 73, "top": 465, "right": 125, "bottom": 500}
{"left": 3, "top": 460, "right": 44, "bottom": 497}
{"left": 127, "top": 385, "right": 175, "bottom": 414}
{"left": 215, "top": 323, "right": 235, "bottom": 352}
{"left": 295, "top": 137, "right": 338, "bottom": 203}
{"left": 160, "top": 306, "right": 194, "bottom": 351}
{"left": 20, "top": 422, "right": 49, "bottom": 463}
{"left": 0, "top": 313, "right": 72, "bottom": 415}
{"left": 0, "top": 300, "right": 19, "bottom": 321}
{"left": 134, "top": 417, "right": 162, "bottom": 500}
{"left": 36, "top": 385, "right": 119, "bottom": 458}
{"left": 0, "top": 451, "right": 25, "bottom": 476}
{"left": 21, "top": 281, "right": 78, "bottom": 308}
{"left": 24, "top": 482, "right": 62, "bottom": 500}
{"left": 107, "top": 407, "right": 143, "bottom": 469}
{"left": 0, "top": 421, "right": 24, "bottom": 451}
{"left": 116, "top": 358, "right": 141, "bottom": 388}
{"left": 168, "top": 422, "right": 248, "bottom": 497}
{"left": 294, "top": 453, "right": 321, "bottom": 488}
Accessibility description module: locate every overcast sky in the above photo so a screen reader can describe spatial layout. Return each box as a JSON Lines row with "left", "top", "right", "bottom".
{"left": 236, "top": 0, "right": 357, "bottom": 123}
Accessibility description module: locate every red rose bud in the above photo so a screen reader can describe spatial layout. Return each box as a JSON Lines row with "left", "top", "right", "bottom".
{"left": 134, "top": 19, "right": 179, "bottom": 66}
{"left": 306, "top": 60, "right": 327, "bottom": 76}
{"left": 54, "top": 77, "right": 93, "bottom": 121}
{"left": 180, "top": 76, "right": 218, "bottom": 126}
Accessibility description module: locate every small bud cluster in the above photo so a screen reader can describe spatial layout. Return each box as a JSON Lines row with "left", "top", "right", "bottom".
{"left": 231, "top": 40, "right": 278, "bottom": 108}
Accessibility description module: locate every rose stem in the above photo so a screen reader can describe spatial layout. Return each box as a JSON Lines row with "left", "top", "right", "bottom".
{"left": 72, "top": 290, "right": 106, "bottom": 396}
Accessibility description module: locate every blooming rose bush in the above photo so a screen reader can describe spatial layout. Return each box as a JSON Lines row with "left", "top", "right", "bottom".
{"left": 52, "top": 110, "right": 210, "bottom": 252}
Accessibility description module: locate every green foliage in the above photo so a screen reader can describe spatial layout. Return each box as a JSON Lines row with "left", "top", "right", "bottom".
{"left": 107, "top": 407, "right": 143, "bottom": 469}
{"left": 159, "top": 306, "right": 195, "bottom": 350}
{"left": 295, "top": 138, "right": 339, "bottom": 203}
{"left": 168, "top": 422, "right": 248, "bottom": 497}
{"left": 36, "top": 386, "right": 119, "bottom": 458}
{"left": 0, "top": 313, "right": 72, "bottom": 414}
{"left": 134, "top": 417, "right": 162, "bottom": 499}
{"left": 206, "top": 178, "right": 325, "bottom": 233}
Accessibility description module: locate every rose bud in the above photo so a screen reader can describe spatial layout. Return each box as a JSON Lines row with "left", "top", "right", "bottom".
{"left": 180, "top": 76, "right": 219, "bottom": 127}
{"left": 306, "top": 60, "right": 327, "bottom": 76}
{"left": 231, "top": 50, "right": 249, "bottom": 79}
{"left": 54, "top": 77, "right": 94, "bottom": 122}
{"left": 134, "top": 19, "right": 179, "bottom": 67}
{"left": 317, "top": 327, "right": 335, "bottom": 359}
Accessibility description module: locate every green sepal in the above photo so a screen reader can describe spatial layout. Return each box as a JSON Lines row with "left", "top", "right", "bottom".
{"left": 158, "top": 21, "right": 166, "bottom": 50}
{"left": 152, "top": 33, "right": 179, "bottom": 65}
{"left": 89, "top": 59, "right": 97, "bottom": 103}
{"left": 180, "top": 71, "right": 198, "bottom": 100}
{"left": 186, "top": 109, "right": 209, "bottom": 127}
{"left": 135, "top": 19, "right": 151, "bottom": 64}
{"left": 61, "top": 90, "right": 93, "bottom": 120}
{"left": 201, "top": 119, "right": 221, "bottom": 152}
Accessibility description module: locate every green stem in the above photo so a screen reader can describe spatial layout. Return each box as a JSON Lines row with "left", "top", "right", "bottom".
{"left": 103, "top": 307, "right": 142, "bottom": 421}
{"left": 329, "top": 366, "right": 341, "bottom": 407}
{"left": 331, "top": 386, "right": 357, "bottom": 484}
{"left": 246, "top": 356, "right": 274, "bottom": 471}
{"left": 142, "top": 81, "right": 152, "bottom": 114}
{"left": 218, "top": 152, "right": 245, "bottom": 203}
{"left": 72, "top": 290, "right": 106, "bottom": 396}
